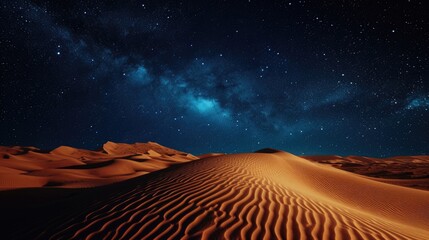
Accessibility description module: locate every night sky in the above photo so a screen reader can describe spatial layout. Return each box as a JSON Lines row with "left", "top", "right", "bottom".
{"left": 1, "top": 1, "right": 428, "bottom": 156}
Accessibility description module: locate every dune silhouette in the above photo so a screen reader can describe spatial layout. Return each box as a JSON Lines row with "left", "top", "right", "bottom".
{"left": 254, "top": 148, "right": 283, "bottom": 153}
{"left": 0, "top": 143, "right": 428, "bottom": 239}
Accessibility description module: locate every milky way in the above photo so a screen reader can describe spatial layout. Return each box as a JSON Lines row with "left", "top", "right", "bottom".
{"left": 1, "top": 1, "right": 428, "bottom": 156}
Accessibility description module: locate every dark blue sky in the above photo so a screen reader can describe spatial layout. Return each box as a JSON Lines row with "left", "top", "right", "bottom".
{"left": 1, "top": 0, "right": 428, "bottom": 156}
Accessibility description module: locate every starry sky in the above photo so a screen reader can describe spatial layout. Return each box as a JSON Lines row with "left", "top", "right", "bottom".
{"left": 1, "top": 0, "right": 428, "bottom": 156}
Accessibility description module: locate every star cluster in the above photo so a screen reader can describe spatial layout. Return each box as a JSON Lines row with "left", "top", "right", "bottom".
{"left": 1, "top": 0, "right": 428, "bottom": 156}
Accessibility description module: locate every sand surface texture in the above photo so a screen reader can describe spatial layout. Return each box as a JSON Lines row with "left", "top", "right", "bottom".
{"left": 1, "top": 146, "right": 428, "bottom": 239}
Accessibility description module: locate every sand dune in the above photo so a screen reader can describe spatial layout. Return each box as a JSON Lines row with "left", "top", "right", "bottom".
{"left": 1, "top": 149, "right": 428, "bottom": 239}
{"left": 0, "top": 142, "right": 197, "bottom": 190}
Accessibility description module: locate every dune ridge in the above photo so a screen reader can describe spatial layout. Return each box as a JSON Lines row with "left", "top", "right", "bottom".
{"left": 6, "top": 151, "right": 427, "bottom": 240}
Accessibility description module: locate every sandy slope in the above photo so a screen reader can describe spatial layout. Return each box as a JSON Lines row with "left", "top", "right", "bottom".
{"left": 0, "top": 142, "right": 197, "bottom": 190}
{"left": 3, "top": 150, "right": 428, "bottom": 240}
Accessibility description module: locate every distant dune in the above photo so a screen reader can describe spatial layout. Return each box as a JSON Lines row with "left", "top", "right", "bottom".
{"left": 303, "top": 154, "right": 429, "bottom": 190}
{"left": 0, "top": 143, "right": 428, "bottom": 239}
{"left": 0, "top": 142, "right": 197, "bottom": 190}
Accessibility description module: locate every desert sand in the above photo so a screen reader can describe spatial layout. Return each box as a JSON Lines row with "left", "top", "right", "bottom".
{"left": 0, "top": 143, "right": 428, "bottom": 239}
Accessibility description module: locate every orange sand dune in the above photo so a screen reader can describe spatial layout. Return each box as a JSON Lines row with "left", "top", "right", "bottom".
{"left": 0, "top": 142, "right": 197, "bottom": 190}
{"left": 1, "top": 149, "right": 428, "bottom": 239}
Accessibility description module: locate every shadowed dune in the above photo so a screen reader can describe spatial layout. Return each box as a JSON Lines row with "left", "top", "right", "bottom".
{"left": 1, "top": 150, "right": 428, "bottom": 239}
